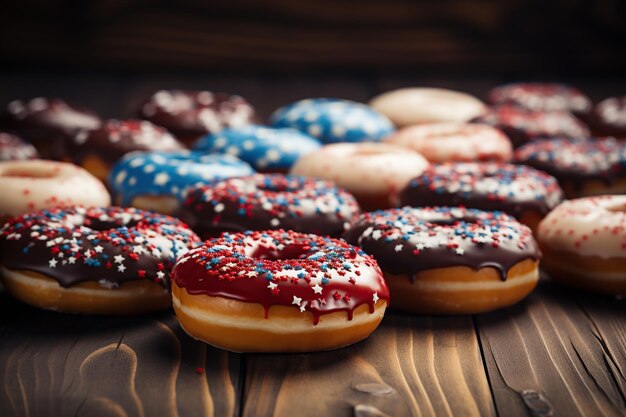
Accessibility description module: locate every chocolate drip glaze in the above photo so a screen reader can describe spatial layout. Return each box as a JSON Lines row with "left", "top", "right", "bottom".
{"left": 343, "top": 206, "right": 540, "bottom": 281}
{"left": 172, "top": 229, "right": 389, "bottom": 324}
{"left": 398, "top": 163, "right": 563, "bottom": 219}
{"left": 0, "top": 98, "right": 101, "bottom": 157}
{"left": 65, "top": 119, "right": 185, "bottom": 165}
{"left": 179, "top": 174, "right": 360, "bottom": 239}
{"left": 0, "top": 206, "right": 199, "bottom": 289}
{"left": 514, "top": 137, "right": 626, "bottom": 190}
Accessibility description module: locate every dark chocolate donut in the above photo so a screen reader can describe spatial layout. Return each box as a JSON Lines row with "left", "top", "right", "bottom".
{"left": 488, "top": 82, "right": 592, "bottom": 114}
{"left": 138, "top": 90, "right": 256, "bottom": 143}
{"left": 343, "top": 206, "right": 540, "bottom": 281}
{"left": 587, "top": 96, "right": 626, "bottom": 138}
{"left": 514, "top": 137, "right": 626, "bottom": 195}
{"left": 0, "top": 98, "right": 101, "bottom": 158}
{"left": 0, "top": 206, "right": 200, "bottom": 289}
{"left": 178, "top": 174, "right": 360, "bottom": 239}
{"left": 0, "top": 132, "right": 38, "bottom": 161}
{"left": 473, "top": 105, "right": 590, "bottom": 147}
{"left": 398, "top": 162, "right": 563, "bottom": 220}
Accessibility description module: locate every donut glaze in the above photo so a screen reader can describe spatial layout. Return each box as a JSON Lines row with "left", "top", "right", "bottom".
{"left": 488, "top": 82, "right": 592, "bottom": 114}
{"left": 0, "top": 98, "right": 101, "bottom": 157}
{"left": 179, "top": 174, "right": 360, "bottom": 239}
{"left": 0, "top": 160, "right": 111, "bottom": 218}
{"left": 193, "top": 125, "right": 321, "bottom": 171}
{"left": 398, "top": 162, "right": 563, "bottom": 227}
{"left": 368, "top": 88, "right": 487, "bottom": 127}
{"left": 138, "top": 90, "right": 256, "bottom": 141}
{"left": 0, "top": 206, "right": 199, "bottom": 289}
{"left": 0, "top": 132, "right": 38, "bottom": 161}
{"left": 514, "top": 137, "right": 626, "bottom": 197}
{"left": 172, "top": 229, "right": 389, "bottom": 325}
{"left": 588, "top": 96, "right": 626, "bottom": 138}
{"left": 289, "top": 142, "right": 430, "bottom": 210}
{"left": 270, "top": 98, "right": 395, "bottom": 143}
{"left": 474, "top": 105, "right": 590, "bottom": 147}
{"left": 385, "top": 122, "right": 512, "bottom": 162}
{"left": 109, "top": 151, "right": 254, "bottom": 206}
{"left": 537, "top": 196, "right": 626, "bottom": 295}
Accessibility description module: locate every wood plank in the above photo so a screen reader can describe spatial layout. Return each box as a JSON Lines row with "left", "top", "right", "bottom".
{"left": 0, "top": 294, "right": 243, "bottom": 417}
{"left": 477, "top": 281, "right": 626, "bottom": 417}
{"left": 242, "top": 313, "right": 496, "bottom": 417}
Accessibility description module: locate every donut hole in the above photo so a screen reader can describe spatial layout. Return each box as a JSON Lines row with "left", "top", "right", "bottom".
{"left": 84, "top": 217, "right": 141, "bottom": 231}
{"left": 427, "top": 217, "right": 478, "bottom": 226}
{"left": 2, "top": 167, "right": 57, "bottom": 179}
{"left": 249, "top": 243, "right": 310, "bottom": 261}
{"left": 255, "top": 179, "right": 298, "bottom": 193}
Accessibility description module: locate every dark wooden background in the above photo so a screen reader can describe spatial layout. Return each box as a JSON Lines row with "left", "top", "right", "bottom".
{"left": 1, "top": 0, "right": 625, "bottom": 75}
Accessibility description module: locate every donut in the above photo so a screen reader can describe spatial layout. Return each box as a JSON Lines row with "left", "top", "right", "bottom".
{"left": 385, "top": 122, "right": 512, "bottom": 162}
{"left": 0, "top": 97, "right": 101, "bottom": 158}
{"left": 289, "top": 143, "right": 429, "bottom": 210}
{"left": 178, "top": 174, "right": 360, "bottom": 239}
{"left": 537, "top": 196, "right": 626, "bottom": 296}
{"left": 343, "top": 207, "right": 541, "bottom": 314}
{"left": 270, "top": 98, "right": 395, "bottom": 143}
{"left": 368, "top": 88, "right": 487, "bottom": 127}
{"left": 0, "top": 160, "right": 110, "bottom": 222}
{"left": 193, "top": 125, "right": 321, "bottom": 172}
{"left": 138, "top": 90, "right": 256, "bottom": 145}
{"left": 171, "top": 229, "right": 389, "bottom": 352}
{"left": 488, "top": 82, "right": 592, "bottom": 114}
{"left": 397, "top": 162, "right": 563, "bottom": 232}
{"left": 0, "top": 132, "right": 38, "bottom": 161}
{"left": 587, "top": 96, "right": 626, "bottom": 138}
{"left": 473, "top": 104, "right": 590, "bottom": 147}
{"left": 64, "top": 119, "right": 185, "bottom": 182}
{"left": 0, "top": 206, "right": 200, "bottom": 314}
{"left": 514, "top": 137, "right": 626, "bottom": 198}
{"left": 109, "top": 150, "right": 254, "bottom": 215}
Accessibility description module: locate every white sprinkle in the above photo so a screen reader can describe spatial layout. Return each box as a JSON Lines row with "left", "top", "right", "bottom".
{"left": 214, "top": 203, "right": 225, "bottom": 213}
{"left": 312, "top": 284, "right": 323, "bottom": 294}
{"left": 394, "top": 244, "right": 403, "bottom": 252}
{"left": 373, "top": 292, "right": 379, "bottom": 303}
{"left": 154, "top": 173, "right": 169, "bottom": 185}
{"left": 49, "top": 258, "right": 58, "bottom": 268}
{"left": 117, "top": 264, "right": 127, "bottom": 273}
{"left": 292, "top": 296, "right": 302, "bottom": 306}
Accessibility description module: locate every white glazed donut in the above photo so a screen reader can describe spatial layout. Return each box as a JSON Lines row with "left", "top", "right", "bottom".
{"left": 537, "top": 195, "right": 626, "bottom": 296}
{"left": 369, "top": 88, "right": 487, "bottom": 127}
{"left": 0, "top": 160, "right": 110, "bottom": 219}
{"left": 289, "top": 143, "right": 429, "bottom": 210}
{"left": 385, "top": 122, "right": 513, "bottom": 162}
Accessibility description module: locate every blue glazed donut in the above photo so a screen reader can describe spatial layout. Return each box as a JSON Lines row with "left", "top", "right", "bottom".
{"left": 109, "top": 150, "right": 254, "bottom": 206}
{"left": 270, "top": 98, "right": 395, "bottom": 143}
{"left": 193, "top": 125, "right": 321, "bottom": 171}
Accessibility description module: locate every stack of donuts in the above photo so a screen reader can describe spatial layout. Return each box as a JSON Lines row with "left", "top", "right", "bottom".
{"left": 0, "top": 82, "right": 623, "bottom": 353}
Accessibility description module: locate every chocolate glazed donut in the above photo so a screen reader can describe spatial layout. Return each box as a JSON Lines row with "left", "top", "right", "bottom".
{"left": 344, "top": 206, "right": 541, "bottom": 314}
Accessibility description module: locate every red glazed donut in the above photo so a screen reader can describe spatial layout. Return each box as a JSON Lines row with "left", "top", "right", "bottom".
{"left": 0, "top": 206, "right": 200, "bottom": 314}
{"left": 385, "top": 122, "right": 512, "bottom": 162}
{"left": 171, "top": 229, "right": 389, "bottom": 352}
{"left": 537, "top": 195, "right": 626, "bottom": 296}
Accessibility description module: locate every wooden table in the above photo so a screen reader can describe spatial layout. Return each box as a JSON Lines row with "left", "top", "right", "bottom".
{"left": 0, "top": 74, "right": 625, "bottom": 417}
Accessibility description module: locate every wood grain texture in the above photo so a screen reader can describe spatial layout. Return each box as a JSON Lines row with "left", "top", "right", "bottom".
{"left": 242, "top": 313, "right": 496, "bottom": 417}
{"left": 0, "top": 295, "right": 243, "bottom": 417}
{"left": 477, "top": 281, "right": 626, "bottom": 417}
